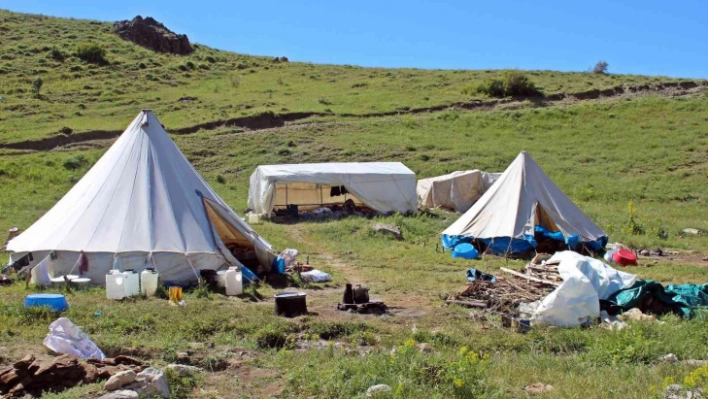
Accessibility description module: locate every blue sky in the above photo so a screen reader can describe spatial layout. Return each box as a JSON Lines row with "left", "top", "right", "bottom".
{"left": 3, "top": 0, "right": 707, "bottom": 78}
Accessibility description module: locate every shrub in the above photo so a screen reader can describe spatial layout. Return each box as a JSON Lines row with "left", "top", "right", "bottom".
{"left": 31, "top": 77, "right": 43, "bottom": 97}
{"left": 592, "top": 60, "right": 609, "bottom": 74}
{"left": 503, "top": 71, "right": 540, "bottom": 97}
{"left": 204, "top": 55, "right": 217, "bottom": 63}
{"left": 75, "top": 43, "right": 107, "bottom": 64}
{"left": 216, "top": 174, "right": 226, "bottom": 184}
{"left": 474, "top": 78, "right": 505, "bottom": 98}
{"left": 63, "top": 154, "right": 87, "bottom": 170}
{"left": 59, "top": 126, "right": 73, "bottom": 135}
{"left": 49, "top": 47, "right": 65, "bottom": 62}
{"left": 473, "top": 71, "right": 541, "bottom": 98}
{"left": 254, "top": 324, "right": 289, "bottom": 348}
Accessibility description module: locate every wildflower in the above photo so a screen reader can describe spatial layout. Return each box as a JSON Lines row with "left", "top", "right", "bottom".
{"left": 454, "top": 378, "right": 464, "bottom": 388}
{"left": 459, "top": 346, "right": 469, "bottom": 356}
{"left": 404, "top": 338, "right": 416, "bottom": 348}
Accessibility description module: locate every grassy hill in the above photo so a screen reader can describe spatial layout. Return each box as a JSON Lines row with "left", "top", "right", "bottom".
{"left": 0, "top": 9, "right": 697, "bottom": 144}
{"left": 1, "top": 8, "right": 708, "bottom": 399}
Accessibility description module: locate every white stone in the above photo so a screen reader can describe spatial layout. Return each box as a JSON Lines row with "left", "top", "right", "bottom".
{"left": 166, "top": 363, "right": 202, "bottom": 377}
{"left": 366, "top": 384, "right": 392, "bottom": 397}
{"left": 98, "top": 391, "right": 139, "bottom": 399}
{"left": 103, "top": 370, "right": 136, "bottom": 391}
{"left": 132, "top": 368, "right": 171, "bottom": 399}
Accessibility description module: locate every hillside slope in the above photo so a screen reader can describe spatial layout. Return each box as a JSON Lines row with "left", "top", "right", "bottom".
{"left": 0, "top": 9, "right": 696, "bottom": 143}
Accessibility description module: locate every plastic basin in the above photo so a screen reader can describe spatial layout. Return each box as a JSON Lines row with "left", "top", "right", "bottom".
{"left": 24, "top": 294, "right": 69, "bottom": 312}
{"left": 612, "top": 249, "right": 638, "bottom": 266}
{"left": 452, "top": 243, "right": 479, "bottom": 259}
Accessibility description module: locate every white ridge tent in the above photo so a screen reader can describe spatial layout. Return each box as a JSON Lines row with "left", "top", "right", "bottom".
{"left": 417, "top": 170, "right": 501, "bottom": 213}
{"left": 442, "top": 151, "right": 607, "bottom": 254}
{"left": 248, "top": 162, "right": 417, "bottom": 216}
{"left": 7, "top": 110, "right": 276, "bottom": 284}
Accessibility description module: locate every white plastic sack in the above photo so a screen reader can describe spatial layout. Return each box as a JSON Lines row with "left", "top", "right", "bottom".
{"left": 43, "top": 317, "right": 105, "bottom": 360}
{"left": 301, "top": 269, "right": 332, "bottom": 282}
{"left": 553, "top": 251, "right": 636, "bottom": 300}
{"left": 532, "top": 251, "right": 637, "bottom": 327}
{"left": 532, "top": 266, "right": 600, "bottom": 327}
{"left": 30, "top": 255, "right": 52, "bottom": 287}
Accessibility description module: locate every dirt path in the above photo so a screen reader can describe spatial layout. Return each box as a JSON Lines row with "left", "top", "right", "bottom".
{"left": 2, "top": 80, "right": 705, "bottom": 152}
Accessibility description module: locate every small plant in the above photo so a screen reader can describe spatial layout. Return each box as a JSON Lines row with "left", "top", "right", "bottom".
{"left": 230, "top": 74, "right": 240, "bottom": 88}
{"left": 318, "top": 98, "right": 332, "bottom": 105}
{"left": 59, "top": 126, "right": 73, "bottom": 135}
{"left": 75, "top": 43, "right": 107, "bottom": 65}
{"left": 49, "top": 47, "right": 65, "bottom": 62}
{"left": 591, "top": 60, "right": 609, "bottom": 74}
{"left": 63, "top": 154, "right": 87, "bottom": 170}
{"left": 621, "top": 200, "right": 645, "bottom": 235}
{"left": 31, "top": 77, "right": 43, "bottom": 98}
{"left": 216, "top": 174, "right": 226, "bottom": 184}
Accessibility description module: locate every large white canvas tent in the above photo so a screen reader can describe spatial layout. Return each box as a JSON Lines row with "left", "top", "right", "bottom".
{"left": 7, "top": 110, "right": 276, "bottom": 284}
{"left": 442, "top": 151, "right": 607, "bottom": 255}
{"left": 417, "top": 170, "right": 501, "bottom": 213}
{"left": 248, "top": 163, "right": 417, "bottom": 215}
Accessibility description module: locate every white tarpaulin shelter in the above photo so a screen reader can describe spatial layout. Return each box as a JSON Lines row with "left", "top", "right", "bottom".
{"left": 417, "top": 170, "right": 501, "bottom": 213}
{"left": 248, "top": 162, "right": 417, "bottom": 215}
{"left": 532, "top": 251, "right": 637, "bottom": 327}
{"left": 442, "top": 151, "right": 607, "bottom": 254}
{"left": 7, "top": 110, "right": 276, "bottom": 284}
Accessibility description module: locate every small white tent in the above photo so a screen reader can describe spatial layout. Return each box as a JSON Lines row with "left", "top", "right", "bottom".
{"left": 248, "top": 162, "right": 417, "bottom": 215}
{"left": 7, "top": 110, "right": 276, "bottom": 284}
{"left": 442, "top": 151, "right": 607, "bottom": 254}
{"left": 417, "top": 170, "right": 501, "bottom": 213}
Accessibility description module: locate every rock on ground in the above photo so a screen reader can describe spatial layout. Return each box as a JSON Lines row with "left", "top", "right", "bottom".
{"left": 98, "top": 391, "right": 139, "bottom": 399}
{"left": 103, "top": 370, "right": 136, "bottom": 391}
{"left": 524, "top": 383, "right": 554, "bottom": 395}
{"left": 125, "top": 368, "right": 170, "bottom": 399}
{"left": 113, "top": 16, "right": 192, "bottom": 55}
{"left": 166, "top": 364, "right": 202, "bottom": 377}
{"left": 366, "top": 384, "right": 392, "bottom": 397}
{"left": 372, "top": 224, "right": 402, "bottom": 240}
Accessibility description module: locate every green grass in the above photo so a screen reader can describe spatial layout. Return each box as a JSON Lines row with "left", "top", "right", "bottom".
{"left": 0, "top": 9, "right": 693, "bottom": 144}
{"left": 1, "top": 7, "right": 707, "bottom": 399}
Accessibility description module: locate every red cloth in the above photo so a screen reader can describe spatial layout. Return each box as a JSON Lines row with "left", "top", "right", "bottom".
{"left": 76, "top": 252, "right": 89, "bottom": 275}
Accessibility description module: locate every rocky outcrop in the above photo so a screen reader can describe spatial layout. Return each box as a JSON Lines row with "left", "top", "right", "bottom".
{"left": 113, "top": 16, "right": 193, "bottom": 55}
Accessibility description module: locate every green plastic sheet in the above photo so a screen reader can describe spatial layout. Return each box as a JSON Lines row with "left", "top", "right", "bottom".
{"left": 604, "top": 279, "right": 708, "bottom": 318}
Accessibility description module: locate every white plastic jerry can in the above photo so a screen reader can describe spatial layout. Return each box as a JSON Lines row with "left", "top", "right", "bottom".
{"left": 224, "top": 267, "right": 243, "bottom": 296}
{"left": 106, "top": 270, "right": 140, "bottom": 300}
{"left": 140, "top": 268, "right": 159, "bottom": 296}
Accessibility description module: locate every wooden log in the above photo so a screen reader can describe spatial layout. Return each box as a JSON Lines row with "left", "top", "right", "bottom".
{"left": 500, "top": 267, "right": 561, "bottom": 287}
{"left": 445, "top": 299, "right": 488, "bottom": 308}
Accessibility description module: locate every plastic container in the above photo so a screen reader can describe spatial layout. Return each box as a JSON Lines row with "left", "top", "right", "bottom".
{"left": 106, "top": 270, "right": 140, "bottom": 300}
{"left": 247, "top": 213, "right": 262, "bottom": 224}
{"left": 24, "top": 294, "right": 69, "bottom": 312}
{"left": 612, "top": 249, "right": 638, "bottom": 266}
{"left": 224, "top": 267, "right": 243, "bottom": 296}
{"left": 452, "top": 243, "right": 479, "bottom": 260}
{"left": 140, "top": 268, "right": 159, "bottom": 296}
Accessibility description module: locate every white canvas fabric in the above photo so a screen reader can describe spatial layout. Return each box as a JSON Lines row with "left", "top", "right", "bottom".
{"left": 532, "top": 251, "right": 636, "bottom": 327}
{"left": 417, "top": 170, "right": 501, "bottom": 213}
{"left": 7, "top": 110, "right": 276, "bottom": 284}
{"left": 442, "top": 151, "right": 606, "bottom": 245}
{"left": 248, "top": 162, "right": 417, "bottom": 215}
